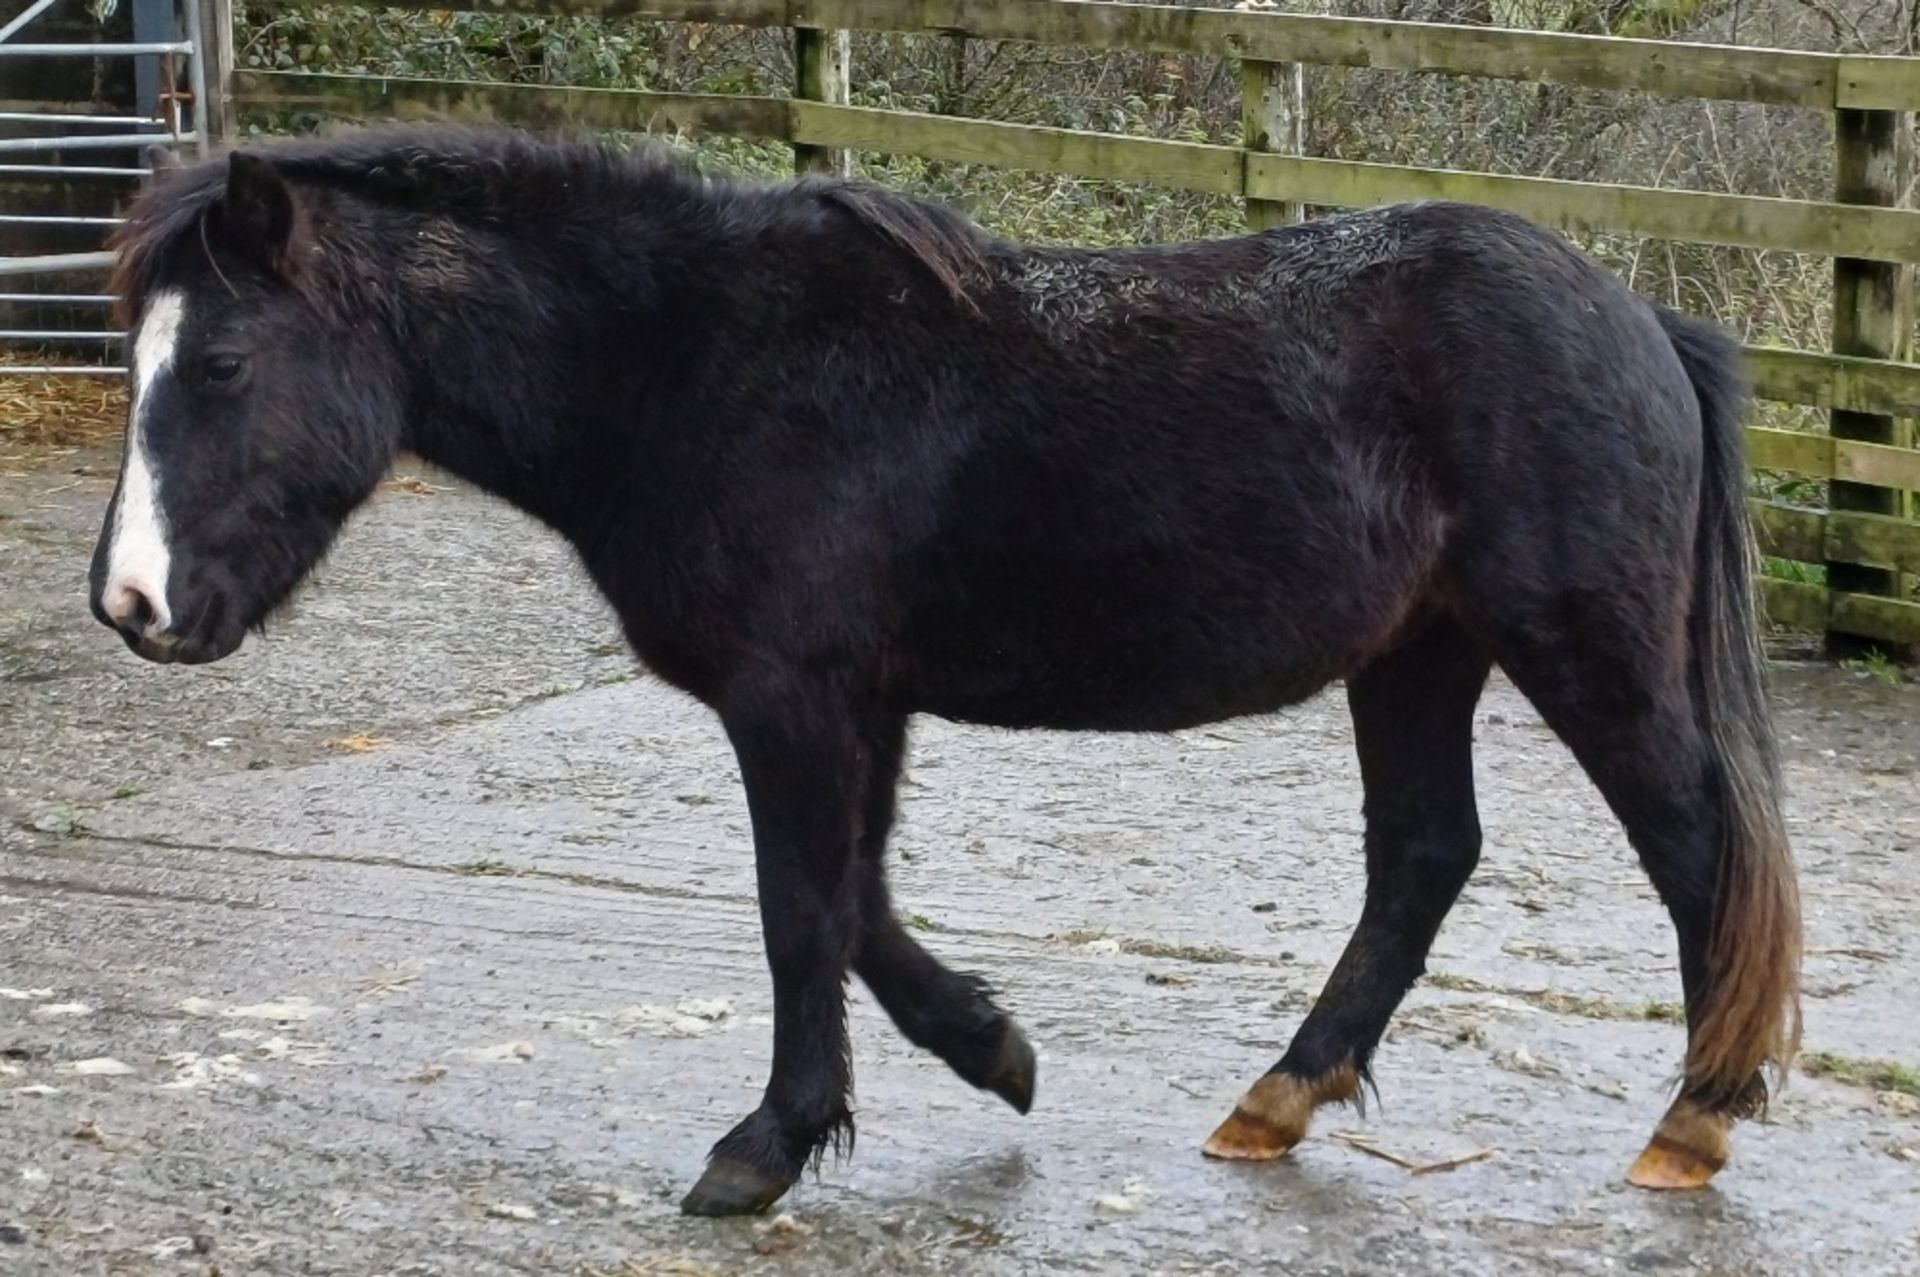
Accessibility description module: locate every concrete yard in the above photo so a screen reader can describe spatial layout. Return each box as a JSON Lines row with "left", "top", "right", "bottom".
{"left": 3, "top": 445, "right": 1918, "bottom": 1275}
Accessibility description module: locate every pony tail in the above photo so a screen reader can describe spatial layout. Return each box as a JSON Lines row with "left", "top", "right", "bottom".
{"left": 1659, "top": 305, "right": 1803, "bottom": 1111}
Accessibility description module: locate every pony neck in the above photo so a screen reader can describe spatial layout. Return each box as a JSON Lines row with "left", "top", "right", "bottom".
{"left": 382, "top": 202, "right": 718, "bottom": 534}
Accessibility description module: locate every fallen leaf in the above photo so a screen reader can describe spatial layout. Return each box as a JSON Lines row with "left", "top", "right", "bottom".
{"left": 1497, "top": 1046, "right": 1561, "bottom": 1078}
{"left": 612, "top": 1000, "right": 734, "bottom": 1040}
{"left": 159, "top": 1053, "right": 261, "bottom": 1090}
{"left": 456, "top": 1041, "right": 535, "bottom": 1064}
{"left": 65, "top": 1057, "right": 135, "bottom": 1077}
{"left": 1094, "top": 1175, "right": 1150, "bottom": 1215}
{"left": 751, "top": 1212, "right": 813, "bottom": 1256}
{"left": 223, "top": 997, "right": 326, "bottom": 1023}
{"left": 31, "top": 1002, "right": 93, "bottom": 1018}
{"left": 327, "top": 732, "right": 392, "bottom": 754}
{"left": 485, "top": 1202, "right": 538, "bottom": 1221}
{"left": 1877, "top": 1092, "right": 1920, "bottom": 1118}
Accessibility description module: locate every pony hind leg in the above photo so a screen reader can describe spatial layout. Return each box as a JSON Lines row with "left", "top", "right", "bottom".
{"left": 848, "top": 716, "right": 1037, "bottom": 1114}
{"left": 1487, "top": 617, "right": 1796, "bottom": 1190}
{"left": 1206, "top": 617, "right": 1490, "bottom": 1160}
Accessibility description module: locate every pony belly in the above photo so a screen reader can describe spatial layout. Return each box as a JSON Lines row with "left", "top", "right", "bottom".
{"left": 907, "top": 615, "right": 1357, "bottom": 732}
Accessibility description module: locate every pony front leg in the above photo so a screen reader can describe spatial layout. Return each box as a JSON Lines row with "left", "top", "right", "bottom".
{"left": 680, "top": 680, "right": 869, "bottom": 1217}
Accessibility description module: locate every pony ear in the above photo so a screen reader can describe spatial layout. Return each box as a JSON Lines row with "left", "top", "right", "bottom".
{"left": 143, "top": 144, "right": 180, "bottom": 183}
{"left": 221, "top": 150, "right": 301, "bottom": 274}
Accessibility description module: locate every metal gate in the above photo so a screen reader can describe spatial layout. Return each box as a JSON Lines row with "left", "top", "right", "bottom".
{"left": 1, "top": 0, "right": 212, "bottom": 376}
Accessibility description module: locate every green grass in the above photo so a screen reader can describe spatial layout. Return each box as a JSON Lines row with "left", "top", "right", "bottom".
{"left": 31, "top": 807, "right": 88, "bottom": 837}
{"left": 1425, "top": 974, "right": 1687, "bottom": 1027}
{"left": 1842, "top": 648, "right": 1905, "bottom": 687}
{"left": 1763, "top": 556, "right": 1827, "bottom": 587}
{"left": 1425, "top": 972, "right": 1493, "bottom": 994}
{"left": 1800, "top": 1051, "right": 1920, "bottom": 1097}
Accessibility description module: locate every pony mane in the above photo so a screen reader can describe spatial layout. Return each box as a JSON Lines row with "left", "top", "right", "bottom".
{"left": 108, "top": 124, "right": 991, "bottom": 325}
{"left": 107, "top": 157, "right": 226, "bottom": 327}
{"left": 802, "top": 177, "right": 987, "bottom": 309}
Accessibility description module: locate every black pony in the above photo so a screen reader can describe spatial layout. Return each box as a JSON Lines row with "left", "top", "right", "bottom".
{"left": 89, "top": 125, "right": 1801, "bottom": 1216}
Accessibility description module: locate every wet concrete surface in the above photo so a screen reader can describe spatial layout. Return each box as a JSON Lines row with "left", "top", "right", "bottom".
{"left": 2, "top": 447, "right": 1918, "bottom": 1275}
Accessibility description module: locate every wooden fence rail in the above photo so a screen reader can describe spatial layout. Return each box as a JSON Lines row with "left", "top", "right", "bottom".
{"left": 261, "top": 0, "right": 1920, "bottom": 111}
{"left": 208, "top": 0, "right": 1920, "bottom": 650}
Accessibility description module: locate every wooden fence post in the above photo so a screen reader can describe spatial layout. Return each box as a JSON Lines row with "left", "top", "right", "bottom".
{"left": 1241, "top": 58, "right": 1305, "bottom": 230}
{"left": 1826, "top": 106, "right": 1915, "bottom": 659}
{"left": 196, "top": 0, "right": 235, "bottom": 144}
{"left": 794, "top": 26, "right": 851, "bottom": 177}
{"left": 204, "top": 0, "right": 234, "bottom": 141}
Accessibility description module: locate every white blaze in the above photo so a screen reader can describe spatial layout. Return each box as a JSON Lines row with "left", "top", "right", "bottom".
{"left": 103, "top": 288, "right": 185, "bottom": 635}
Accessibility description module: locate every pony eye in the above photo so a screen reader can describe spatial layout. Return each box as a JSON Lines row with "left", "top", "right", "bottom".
{"left": 204, "top": 354, "right": 244, "bottom": 384}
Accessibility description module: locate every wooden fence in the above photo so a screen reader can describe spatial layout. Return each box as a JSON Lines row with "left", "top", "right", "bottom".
{"left": 205, "top": 0, "right": 1920, "bottom": 651}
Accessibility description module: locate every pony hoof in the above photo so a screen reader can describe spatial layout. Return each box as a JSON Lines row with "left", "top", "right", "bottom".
{"left": 1201, "top": 1066, "right": 1357, "bottom": 1162}
{"left": 679, "top": 1157, "right": 793, "bottom": 1217}
{"left": 1626, "top": 1098, "right": 1729, "bottom": 1191}
{"left": 1626, "top": 1141, "right": 1722, "bottom": 1190}
{"left": 1201, "top": 1106, "right": 1300, "bottom": 1161}
{"left": 986, "top": 1022, "right": 1037, "bottom": 1115}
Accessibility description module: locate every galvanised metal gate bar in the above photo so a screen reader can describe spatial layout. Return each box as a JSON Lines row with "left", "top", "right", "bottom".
{"left": 0, "top": 0, "right": 212, "bottom": 375}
